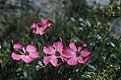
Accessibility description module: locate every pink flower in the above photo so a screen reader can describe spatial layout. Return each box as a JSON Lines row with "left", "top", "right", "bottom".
{"left": 43, "top": 41, "right": 64, "bottom": 67}
{"left": 11, "top": 43, "right": 40, "bottom": 63}
{"left": 13, "top": 43, "right": 23, "bottom": 51}
{"left": 41, "top": 19, "right": 53, "bottom": 27}
{"left": 30, "top": 19, "right": 53, "bottom": 35}
{"left": 62, "top": 42, "right": 91, "bottom": 66}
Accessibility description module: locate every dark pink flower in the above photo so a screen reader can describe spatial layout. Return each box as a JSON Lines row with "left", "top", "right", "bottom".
{"left": 62, "top": 42, "right": 91, "bottom": 66}
{"left": 30, "top": 19, "right": 53, "bottom": 35}
{"left": 43, "top": 41, "right": 64, "bottom": 67}
{"left": 11, "top": 43, "right": 40, "bottom": 63}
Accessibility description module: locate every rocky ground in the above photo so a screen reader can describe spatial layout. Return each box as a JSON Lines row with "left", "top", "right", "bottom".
{"left": 0, "top": 0, "right": 121, "bottom": 39}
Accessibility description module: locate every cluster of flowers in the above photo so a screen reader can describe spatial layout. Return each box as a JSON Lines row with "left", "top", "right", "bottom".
{"left": 29, "top": 18, "right": 53, "bottom": 35}
{"left": 11, "top": 19, "right": 92, "bottom": 67}
{"left": 43, "top": 41, "right": 91, "bottom": 67}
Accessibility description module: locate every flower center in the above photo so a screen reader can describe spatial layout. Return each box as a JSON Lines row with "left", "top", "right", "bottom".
{"left": 57, "top": 58, "right": 62, "bottom": 64}
{"left": 76, "top": 51, "right": 81, "bottom": 57}
{"left": 25, "top": 51, "right": 29, "bottom": 55}
{"left": 55, "top": 51, "right": 60, "bottom": 57}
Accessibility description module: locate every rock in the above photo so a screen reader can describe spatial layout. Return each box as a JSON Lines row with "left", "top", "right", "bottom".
{"left": 111, "top": 18, "right": 121, "bottom": 39}
{"left": 86, "top": 0, "right": 121, "bottom": 9}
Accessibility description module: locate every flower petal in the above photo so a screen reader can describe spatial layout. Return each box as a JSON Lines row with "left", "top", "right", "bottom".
{"left": 21, "top": 55, "right": 33, "bottom": 63}
{"left": 67, "top": 57, "right": 78, "bottom": 66}
{"left": 41, "top": 18, "right": 53, "bottom": 27}
{"left": 30, "top": 22, "right": 38, "bottom": 29}
{"left": 62, "top": 48, "right": 75, "bottom": 58}
{"left": 84, "top": 57, "right": 89, "bottom": 64}
{"left": 50, "top": 58, "right": 59, "bottom": 67}
{"left": 69, "top": 42, "right": 77, "bottom": 52}
{"left": 29, "top": 52, "right": 40, "bottom": 59}
{"left": 13, "top": 43, "right": 23, "bottom": 50}
{"left": 78, "top": 46, "right": 82, "bottom": 51}
{"left": 33, "top": 28, "right": 45, "bottom": 35}
{"left": 43, "top": 45, "right": 55, "bottom": 55}
{"left": 78, "top": 56, "right": 84, "bottom": 64}
{"left": 33, "top": 28, "right": 39, "bottom": 34}
{"left": 41, "top": 19, "right": 48, "bottom": 25}
{"left": 40, "top": 25, "right": 48, "bottom": 31}
{"left": 78, "top": 56, "right": 89, "bottom": 64}
{"left": 38, "top": 26, "right": 48, "bottom": 35}
{"left": 43, "top": 56, "right": 51, "bottom": 65}
{"left": 81, "top": 48, "right": 91, "bottom": 57}
{"left": 26, "top": 45, "right": 37, "bottom": 53}
{"left": 53, "top": 41, "right": 63, "bottom": 52}
{"left": 11, "top": 52, "right": 21, "bottom": 60}
{"left": 83, "top": 57, "right": 89, "bottom": 63}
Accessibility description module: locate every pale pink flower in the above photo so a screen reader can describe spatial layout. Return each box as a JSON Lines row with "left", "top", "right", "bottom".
{"left": 43, "top": 41, "right": 64, "bottom": 67}
{"left": 41, "top": 19, "right": 53, "bottom": 27}
{"left": 11, "top": 43, "right": 40, "bottom": 63}
{"left": 13, "top": 43, "right": 23, "bottom": 51}
{"left": 30, "top": 19, "right": 53, "bottom": 35}
{"left": 62, "top": 42, "right": 91, "bottom": 66}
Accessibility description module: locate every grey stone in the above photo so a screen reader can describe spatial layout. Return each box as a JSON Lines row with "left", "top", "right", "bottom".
{"left": 111, "top": 18, "right": 121, "bottom": 39}
{"left": 86, "top": 0, "right": 121, "bottom": 9}
{"left": 86, "top": 0, "right": 110, "bottom": 8}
